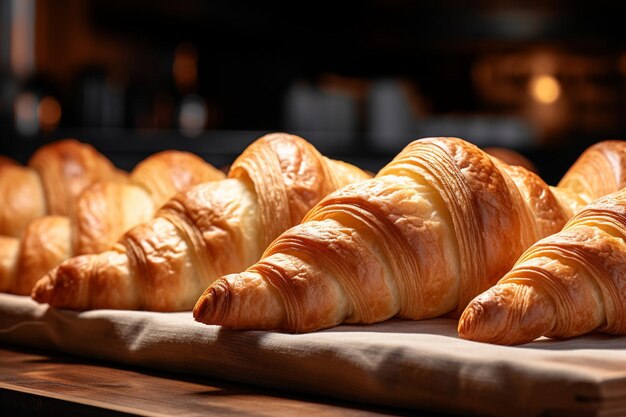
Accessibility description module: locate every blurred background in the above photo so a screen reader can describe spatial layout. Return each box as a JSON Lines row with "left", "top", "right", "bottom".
{"left": 2, "top": 0, "right": 626, "bottom": 182}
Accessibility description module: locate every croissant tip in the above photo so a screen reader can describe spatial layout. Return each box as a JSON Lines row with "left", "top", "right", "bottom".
{"left": 192, "top": 292, "right": 211, "bottom": 321}
{"left": 194, "top": 278, "right": 231, "bottom": 324}
{"left": 31, "top": 270, "right": 55, "bottom": 304}
{"left": 458, "top": 291, "right": 516, "bottom": 345}
{"left": 457, "top": 302, "right": 483, "bottom": 340}
{"left": 459, "top": 283, "right": 555, "bottom": 346}
{"left": 193, "top": 286, "right": 218, "bottom": 322}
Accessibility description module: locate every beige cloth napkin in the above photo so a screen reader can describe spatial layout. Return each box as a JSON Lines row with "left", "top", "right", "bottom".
{"left": 0, "top": 293, "right": 624, "bottom": 417}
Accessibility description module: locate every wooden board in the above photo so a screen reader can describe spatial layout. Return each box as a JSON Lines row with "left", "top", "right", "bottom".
{"left": 0, "top": 345, "right": 437, "bottom": 417}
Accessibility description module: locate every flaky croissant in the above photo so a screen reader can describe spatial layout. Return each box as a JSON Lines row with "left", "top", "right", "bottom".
{"left": 192, "top": 137, "right": 626, "bottom": 332}
{"left": 0, "top": 150, "right": 224, "bottom": 295}
{"left": 74, "top": 150, "right": 225, "bottom": 255}
{"left": 32, "top": 133, "right": 371, "bottom": 311}
{"left": 557, "top": 140, "right": 626, "bottom": 204}
{"left": 482, "top": 147, "right": 538, "bottom": 174}
{"left": 458, "top": 188, "right": 626, "bottom": 345}
{"left": 0, "top": 139, "right": 124, "bottom": 238}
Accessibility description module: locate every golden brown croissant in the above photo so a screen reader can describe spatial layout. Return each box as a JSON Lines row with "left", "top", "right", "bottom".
{"left": 0, "top": 139, "right": 124, "bottom": 238}
{"left": 0, "top": 156, "right": 17, "bottom": 169}
{"left": 192, "top": 137, "right": 626, "bottom": 332}
{"left": 190, "top": 137, "right": 570, "bottom": 331}
{"left": 74, "top": 150, "right": 225, "bottom": 255}
{"left": 0, "top": 151, "right": 224, "bottom": 295}
{"left": 458, "top": 188, "right": 626, "bottom": 345}
{"left": 557, "top": 140, "right": 626, "bottom": 204}
{"left": 32, "top": 133, "right": 371, "bottom": 311}
{"left": 483, "top": 147, "right": 538, "bottom": 174}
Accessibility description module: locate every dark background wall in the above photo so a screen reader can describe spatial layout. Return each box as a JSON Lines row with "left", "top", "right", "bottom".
{"left": 3, "top": 0, "right": 626, "bottom": 183}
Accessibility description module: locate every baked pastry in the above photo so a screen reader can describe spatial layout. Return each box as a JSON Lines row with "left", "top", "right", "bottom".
{"left": 192, "top": 138, "right": 625, "bottom": 332}
{"left": 483, "top": 147, "right": 538, "bottom": 174}
{"left": 1, "top": 151, "right": 224, "bottom": 295}
{"left": 74, "top": 150, "right": 225, "bottom": 255}
{"left": 557, "top": 140, "right": 626, "bottom": 203}
{"left": 32, "top": 133, "right": 371, "bottom": 310}
{"left": 0, "top": 156, "right": 17, "bottom": 169}
{"left": 458, "top": 188, "right": 626, "bottom": 345}
{"left": 0, "top": 139, "right": 124, "bottom": 238}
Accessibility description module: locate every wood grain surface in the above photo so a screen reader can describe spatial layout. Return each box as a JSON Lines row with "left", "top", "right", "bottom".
{"left": 0, "top": 344, "right": 455, "bottom": 417}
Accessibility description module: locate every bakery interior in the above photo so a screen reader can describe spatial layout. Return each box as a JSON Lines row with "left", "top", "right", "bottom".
{"left": 1, "top": 1, "right": 626, "bottom": 416}
{"left": 4, "top": 0, "right": 626, "bottom": 182}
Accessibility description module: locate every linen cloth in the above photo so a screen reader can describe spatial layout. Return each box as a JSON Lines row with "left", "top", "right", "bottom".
{"left": 0, "top": 293, "right": 624, "bottom": 417}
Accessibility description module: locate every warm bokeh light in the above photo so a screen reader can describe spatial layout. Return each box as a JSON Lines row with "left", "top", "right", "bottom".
{"left": 173, "top": 43, "right": 198, "bottom": 92}
{"left": 10, "top": 0, "right": 36, "bottom": 78}
{"left": 179, "top": 94, "right": 207, "bottom": 136}
{"left": 529, "top": 74, "right": 561, "bottom": 104}
{"left": 14, "top": 92, "right": 38, "bottom": 136}
{"left": 38, "top": 96, "right": 62, "bottom": 131}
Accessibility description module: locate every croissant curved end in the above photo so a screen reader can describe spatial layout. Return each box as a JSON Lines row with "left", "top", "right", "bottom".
{"left": 193, "top": 272, "right": 286, "bottom": 330}
{"left": 31, "top": 268, "right": 58, "bottom": 304}
{"left": 193, "top": 279, "right": 230, "bottom": 324}
{"left": 31, "top": 255, "right": 94, "bottom": 309}
{"left": 458, "top": 283, "right": 555, "bottom": 346}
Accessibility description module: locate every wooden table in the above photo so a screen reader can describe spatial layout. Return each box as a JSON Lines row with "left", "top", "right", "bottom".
{"left": 0, "top": 344, "right": 453, "bottom": 417}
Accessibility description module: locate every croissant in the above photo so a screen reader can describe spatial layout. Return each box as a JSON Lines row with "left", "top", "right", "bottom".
{"left": 192, "top": 137, "right": 626, "bottom": 332}
{"left": 557, "top": 140, "right": 626, "bottom": 204}
{"left": 0, "top": 156, "right": 17, "bottom": 169}
{"left": 0, "top": 150, "right": 224, "bottom": 295}
{"left": 458, "top": 188, "right": 626, "bottom": 345}
{"left": 74, "top": 150, "right": 225, "bottom": 255}
{"left": 0, "top": 139, "right": 124, "bottom": 238}
{"left": 32, "top": 133, "right": 371, "bottom": 311}
{"left": 482, "top": 147, "right": 538, "bottom": 174}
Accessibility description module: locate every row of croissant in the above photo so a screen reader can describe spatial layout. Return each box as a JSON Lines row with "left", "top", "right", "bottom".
{"left": 0, "top": 134, "right": 624, "bottom": 346}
